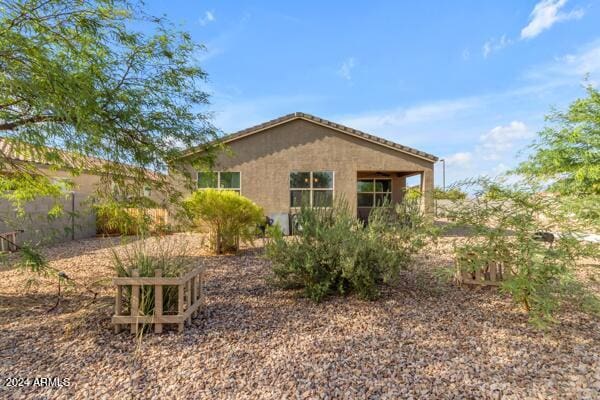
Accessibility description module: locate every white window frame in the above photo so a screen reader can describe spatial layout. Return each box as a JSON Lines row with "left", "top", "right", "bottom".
{"left": 357, "top": 178, "right": 392, "bottom": 208}
{"left": 197, "top": 171, "right": 242, "bottom": 194}
{"left": 289, "top": 171, "right": 335, "bottom": 208}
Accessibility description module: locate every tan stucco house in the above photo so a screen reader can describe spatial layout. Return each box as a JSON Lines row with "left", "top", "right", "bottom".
{"left": 180, "top": 112, "right": 437, "bottom": 233}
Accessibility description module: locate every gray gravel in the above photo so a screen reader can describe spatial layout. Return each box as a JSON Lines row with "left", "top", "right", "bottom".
{"left": 0, "top": 233, "right": 599, "bottom": 399}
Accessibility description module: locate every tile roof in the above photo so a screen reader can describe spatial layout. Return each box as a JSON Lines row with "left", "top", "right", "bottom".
{"left": 0, "top": 137, "right": 164, "bottom": 179}
{"left": 0, "top": 137, "right": 103, "bottom": 169}
{"left": 182, "top": 112, "right": 438, "bottom": 162}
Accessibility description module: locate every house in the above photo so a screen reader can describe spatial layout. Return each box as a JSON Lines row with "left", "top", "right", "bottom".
{"left": 0, "top": 138, "right": 162, "bottom": 244}
{"left": 180, "top": 112, "right": 437, "bottom": 233}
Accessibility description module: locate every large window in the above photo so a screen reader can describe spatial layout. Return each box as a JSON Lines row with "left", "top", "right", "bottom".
{"left": 197, "top": 171, "right": 241, "bottom": 194}
{"left": 357, "top": 178, "right": 391, "bottom": 207}
{"left": 290, "top": 171, "right": 334, "bottom": 207}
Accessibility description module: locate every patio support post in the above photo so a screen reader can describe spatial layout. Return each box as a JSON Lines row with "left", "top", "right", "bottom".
{"left": 422, "top": 169, "right": 434, "bottom": 215}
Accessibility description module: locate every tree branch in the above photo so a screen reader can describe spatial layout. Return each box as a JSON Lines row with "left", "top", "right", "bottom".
{"left": 0, "top": 115, "right": 63, "bottom": 131}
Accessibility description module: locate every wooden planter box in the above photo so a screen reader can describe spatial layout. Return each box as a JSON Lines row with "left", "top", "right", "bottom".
{"left": 459, "top": 261, "right": 507, "bottom": 286}
{"left": 456, "top": 253, "right": 509, "bottom": 286}
{"left": 0, "top": 230, "right": 20, "bottom": 253}
{"left": 112, "top": 266, "right": 205, "bottom": 334}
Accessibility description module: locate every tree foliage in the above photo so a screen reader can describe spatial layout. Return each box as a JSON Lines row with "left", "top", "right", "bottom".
{"left": 516, "top": 85, "right": 600, "bottom": 197}
{"left": 0, "top": 0, "right": 216, "bottom": 204}
{"left": 434, "top": 187, "right": 467, "bottom": 201}
{"left": 444, "top": 178, "right": 599, "bottom": 327}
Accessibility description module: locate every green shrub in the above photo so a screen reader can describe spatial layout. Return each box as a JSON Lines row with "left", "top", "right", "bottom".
{"left": 95, "top": 198, "right": 171, "bottom": 237}
{"left": 434, "top": 187, "right": 467, "bottom": 201}
{"left": 445, "top": 178, "right": 599, "bottom": 326}
{"left": 183, "top": 189, "right": 263, "bottom": 254}
{"left": 95, "top": 200, "right": 151, "bottom": 236}
{"left": 265, "top": 199, "right": 434, "bottom": 302}
{"left": 111, "top": 237, "right": 193, "bottom": 318}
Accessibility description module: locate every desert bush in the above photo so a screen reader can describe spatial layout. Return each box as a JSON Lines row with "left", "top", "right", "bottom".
{"left": 445, "top": 178, "right": 599, "bottom": 326}
{"left": 183, "top": 189, "right": 263, "bottom": 254}
{"left": 265, "top": 199, "right": 435, "bottom": 302}
{"left": 95, "top": 198, "right": 170, "bottom": 236}
{"left": 434, "top": 187, "right": 467, "bottom": 201}
{"left": 111, "top": 237, "right": 193, "bottom": 318}
{"left": 95, "top": 200, "right": 151, "bottom": 236}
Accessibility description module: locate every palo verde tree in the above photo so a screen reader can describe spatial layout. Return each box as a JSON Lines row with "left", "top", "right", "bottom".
{"left": 446, "top": 178, "right": 599, "bottom": 327}
{"left": 515, "top": 85, "right": 600, "bottom": 227}
{"left": 0, "top": 0, "right": 217, "bottom": 208}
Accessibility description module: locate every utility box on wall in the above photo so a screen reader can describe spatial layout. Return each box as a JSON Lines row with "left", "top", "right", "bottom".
{"left": 268, "top": 213, "right": 290, "bottom": 235}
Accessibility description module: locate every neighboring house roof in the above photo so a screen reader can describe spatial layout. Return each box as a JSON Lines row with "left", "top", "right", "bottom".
{"left": 0, "top": 137, "right": 105, "bottom": 170}
{"left": 0, "top": 137, "right": 165, "bottom": 179}
{"left": 181, "top": 112, "right": 438, "bottom": 162}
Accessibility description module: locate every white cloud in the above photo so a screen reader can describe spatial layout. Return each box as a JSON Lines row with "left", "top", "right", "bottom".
{"left": 462, "top": 48, "right": 471, "bottom": 61}
{"left": 195, "top": 13, "right": 251, "bottom": 63}
{"left": 521, "top": 0, "right": 584, "bottom": 40}
{"left": 445, "top": 152, "right": 473, "bottom": 167}
{"left": 554, "top": 44, "right": 600, "bottom": 78}
{"left": 338, "top": 58, "right": 356, "bottom": 81}
{"left": 340, "top": 98, "right": 479, "bottom": 133}
{"left": 199, "top": 10, "right": 216, "bottom": 26}
{"left": 483, "top": 42, "right": 492, "bottom": 58}
{"left": 478, "top": 121, "right": 532, "bottom": 159}
{"left": 523, "top": 40, "right": 600, "bottom": 86}
{"left": 482, "top": 35, "right": 511, "bottom": 58}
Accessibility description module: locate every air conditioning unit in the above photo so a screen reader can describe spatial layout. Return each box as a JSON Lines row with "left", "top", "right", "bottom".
{"left": 268, "top": 212, "right": 290, "bottom": 235}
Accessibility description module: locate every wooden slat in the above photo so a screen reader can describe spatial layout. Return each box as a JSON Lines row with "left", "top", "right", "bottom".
{"left": 186, "top": 279, "right": 192, "bottom": 325}
{"left": 112, "top": 305, "right": 199, "bottom": 324}
{"left": 489, "top": 262, "right": 497, "bottom": 282}
{"left": 113, "top": 266, "right": 205, "bottom": 286}
{"left": 130, "top": 269, "right": 140, "bottom": 334}
{"left": 114, "top": 285, "right": 123, "bottom": 333}
{"left": 191, "top": 275, "right": 197, "bottom": 318}
{"left": 113, "top": 276, "right": 184, "bottom": 285}
{"left": 178, "top": 283, "right": 184, "bottom": 333}
{"left": 463, "top": 279, "right": 502, "bottom": 286}
{"left": 154, "top": 269, "right": 163, "bottom": 334}
{"left": 200, "top": 273, "right": 205, "bottom": 303}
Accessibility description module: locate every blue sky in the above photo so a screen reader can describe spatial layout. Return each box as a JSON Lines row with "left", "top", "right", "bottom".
{"left": 147, "top": 0, "right": 600, "bottom": 186}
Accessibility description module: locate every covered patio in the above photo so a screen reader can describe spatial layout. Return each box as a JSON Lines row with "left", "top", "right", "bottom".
{"left": 356, "top": 170, "right": 430, "bottom": 222}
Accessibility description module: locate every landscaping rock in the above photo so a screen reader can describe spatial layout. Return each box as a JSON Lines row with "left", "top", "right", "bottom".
{"left": 0, "top": 233, "right": 598, "bottom": 399}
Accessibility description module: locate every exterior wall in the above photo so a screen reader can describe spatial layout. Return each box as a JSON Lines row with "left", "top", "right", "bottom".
{"left": 0, "top": 164, "right": 101, "bottom": 245}
{"left": 183, "top": 118, "right": 435, "bottom": 216}
{"left": 0, "top": 192, "right": 97, "bottom": 246}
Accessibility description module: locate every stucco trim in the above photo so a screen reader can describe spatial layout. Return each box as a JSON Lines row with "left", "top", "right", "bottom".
{"left": 180, "top": 112, "right": 438, "bottom": 163}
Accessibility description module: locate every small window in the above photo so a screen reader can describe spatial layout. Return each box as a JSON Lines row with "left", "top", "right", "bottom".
{"left": 357, "top": 178, "right": 392, "bottom": 207}
{"left": 219, "top": 172, "right": 240, "bottom": 189}
{"left": 198, "top": 172, "right": 218, "bottom": 188}
{"left": 290, "top": 172, "right": 311, "bottom": 189}
{"left": 290, "top": 171, "right": 334, "bottom": 207}
{"left": 197, "top": 171, "right": 240, "bottom": 194}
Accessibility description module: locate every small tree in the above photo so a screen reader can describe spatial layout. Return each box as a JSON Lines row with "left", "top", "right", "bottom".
{"left": 434, "top": 187, "right": 467, "bottom": 201}
{"left": 514, "top": 85, "right": 600, "bottom": 228}
{"left": 183, "top": 189, "right": 263, "bottom": 254}
{"left": 444, "top": 178, "right": 599, "bottom": 327}
{"left": 0, "top": 0, "right": 216, "bottom": 275}
{"left": 0, "top": 0, "right": 217, "bottom": 206}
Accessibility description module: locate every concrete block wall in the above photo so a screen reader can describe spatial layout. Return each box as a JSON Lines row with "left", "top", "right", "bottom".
{"left": 0, "top": 192, "right": 97, "bottom": 246}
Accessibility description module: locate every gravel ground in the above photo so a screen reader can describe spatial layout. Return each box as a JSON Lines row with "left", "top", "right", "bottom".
{"left": 0, "top": 233, "right": 599, "bottom": 399}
